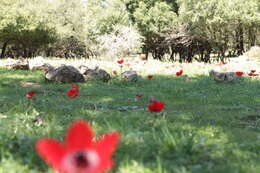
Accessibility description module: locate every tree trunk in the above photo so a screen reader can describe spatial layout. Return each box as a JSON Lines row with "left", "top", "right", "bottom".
{"left": 236, "top": 27, "right": 244, "bottom": 55}
{"left": 1, "top": 42, "right": 8, "bottom": 59}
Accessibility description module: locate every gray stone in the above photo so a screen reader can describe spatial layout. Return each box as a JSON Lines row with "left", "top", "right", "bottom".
{"left": 44, "top": 64, "right": 85, "bottom": 83}
{"left": 79, "top": 65, "right": 111, "bottom": 82}
{"left": 121, "top": 70, "right": 139, "bottom": 82}
{"left": 209, "top": 70, "right": 239, "bottom": 83}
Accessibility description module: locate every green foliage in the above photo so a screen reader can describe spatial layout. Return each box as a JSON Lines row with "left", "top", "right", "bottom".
{"left": 0, "top": 0, "right": 259, "bottom": 60}
{"left": 177, "top": 0, "right": 260, "bottom": 56}
{"left": 0, "top": 0, "right": 57, "bottom": 57}
{"left": 134, "top": 2, "right": 177, "bottom": 34}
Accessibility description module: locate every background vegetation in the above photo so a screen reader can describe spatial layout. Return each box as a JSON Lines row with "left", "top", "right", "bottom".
{"left": 0, "top": 0, "right": 259, "bottom": 61}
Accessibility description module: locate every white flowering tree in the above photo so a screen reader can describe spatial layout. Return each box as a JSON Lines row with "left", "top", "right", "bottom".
{"left": 97, "top": 26, "right": 143, "bottom": 59}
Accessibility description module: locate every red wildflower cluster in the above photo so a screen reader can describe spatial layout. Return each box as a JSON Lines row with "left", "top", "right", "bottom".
{"left": 26, "top": 90, "right": 37, "bottom": 99}
{"left": 248, "top": 70, "right": 259, "bottom": 77}
{"left": 36, "top": 120, "right": 120, "bottom": 173}
{"left": 148, "top": 100, "right": 165, "bottom": 112}
{"left": 67, "top": 84, "right": 80, "bottom": 98}
{"left": 176, "top": 69, "right": 183, "bottom": 76}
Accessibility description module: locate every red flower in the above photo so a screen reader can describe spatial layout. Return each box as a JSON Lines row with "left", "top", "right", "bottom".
{"left": 26, "top": 90, "right": 37, "bottom": 99}
{"left": 235, "top": 71, "right": 243, "bottom": 76}
{"left": 251, "top": 70, "right": 256, "bottom": 73}
{"left": 148, "top": 100, "right": 165, "bottom": 112}
{"left": 36, "top": 120, "right": 120, "bottom": 173}
{"left": 68, "top": 84, "right": 80, "bottom": 98}
{"left": 117, "top": 60, "right": 124, "bottom": 64}
{"left": 248, "top": 73, "right": 259, "bottom": 77}
{"left": 147, "top": 75, "right": 153, "bottom": 79}
{"left": 176, "top": 69, "right": 183, "bottom": 76}
{"left": 112, "top": 70, "right": 117, "bottom": 75}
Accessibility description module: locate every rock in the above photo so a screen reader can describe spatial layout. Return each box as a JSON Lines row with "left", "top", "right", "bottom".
{"left": 6, "top": 59, "right": 29, "bottom": 70}
{"left": 44, "top": 64, "right": 85, "bottom": 83}
{"left": 29, "top": 56, "right": 48, "bottom": 71}
{"left": 79, "top": 65, "right": 111, "bottom": 82}
{"left": 209, "top": 70, "right": 239, "bottom": 83}
{"left": 121, "top": 70, "right": 139, "bottom": 82}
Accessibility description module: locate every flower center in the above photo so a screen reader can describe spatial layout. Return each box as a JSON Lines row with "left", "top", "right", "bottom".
{"left": 74, "top": 152, "right": 89, "bottom": 169}
{"left": 63, "top": 150, "right": 99, "bottom": 173}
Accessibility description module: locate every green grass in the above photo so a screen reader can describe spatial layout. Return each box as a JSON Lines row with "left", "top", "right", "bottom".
{"left": 0, "top": 66, "right": 260, "bottom": 173}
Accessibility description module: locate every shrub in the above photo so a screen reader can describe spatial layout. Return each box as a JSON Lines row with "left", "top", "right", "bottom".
{"left": 244, "top": 46, "right": 260, "bottom": 61}
{"left": 96, "top": 26, "right": 143, "bottom": 59}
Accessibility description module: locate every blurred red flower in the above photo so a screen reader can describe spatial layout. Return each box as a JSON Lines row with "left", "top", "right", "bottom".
{"left": 251, "top": 70, "right": 256, "bottom": 73}
{"left": 248, "top": 73, "right": 259, "bottom": 77}
{"left": 68, "top": 84, "right": 80, "bottom": 98}
{"left": 148, "top": 100, "right": 165, "bottom": 112}
{"left": 176, "top": 69, "right": 183, "bottom": 76}
{"left": 26, "top": 90, "right": 37, "bottom": 99}
{"left": 147, "top": 75, "right": 153, "bottom": 79}
{"left": 235, "top": 71, "right": 243, "bottom": 76}
{"left": 36, "top": 120, "right": 120, "bottom": 173}
{"left": 117, "top": 60, "right": 124, "bottom": 64}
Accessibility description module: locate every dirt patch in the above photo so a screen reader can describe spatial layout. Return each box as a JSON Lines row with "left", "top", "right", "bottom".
{"left": 20, "top": 82, "right": 42, "bottom": 87}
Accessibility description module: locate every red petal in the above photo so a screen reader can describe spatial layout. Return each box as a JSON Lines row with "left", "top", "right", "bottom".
{"left": 148, "top": 101, "right": 165, "bottom": 112}
{"left": 35, "top": 139, "right": 66, "bottom": 172}
{"left": 67, "top": 89, "right": 79, "bottom": 98}
{"left": 95, "top": 132, "right": 120, "bottom": 156}
{"left": 94, "top": 132, "right": 120, "bottom": 171}
{"left": 65, "top": 120, "right": 94, "bottom": 151}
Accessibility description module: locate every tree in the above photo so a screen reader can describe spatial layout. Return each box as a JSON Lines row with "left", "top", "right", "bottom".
{"left": 133, "top": 1, "right": 178, "bottom": 59}
{"left": 177, "top": 0, "right": 260, "bottom": 59}
{"left": 0, "top": 0, "right": 57, "bottom": 58}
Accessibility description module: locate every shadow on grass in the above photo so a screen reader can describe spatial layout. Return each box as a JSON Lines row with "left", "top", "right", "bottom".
{"left": 0, "top": 68, "right": 260, "bottom": 173}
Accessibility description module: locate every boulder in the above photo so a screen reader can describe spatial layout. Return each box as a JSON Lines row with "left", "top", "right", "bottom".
{"left": 44, "top": 64, "right": 85, "bottom": 83}
{"left": 79, "top": 65, "right": 111, "bottom": 82}
{"left": 121, "top": 70, "right": 139, "bottom": 82}
{"left": 209, "top": 70, "right": 239, "bottom": 83}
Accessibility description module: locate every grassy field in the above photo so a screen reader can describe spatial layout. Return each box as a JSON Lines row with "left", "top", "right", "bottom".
{"left": 0, "top": 58, "right": 260, "bottom": 173}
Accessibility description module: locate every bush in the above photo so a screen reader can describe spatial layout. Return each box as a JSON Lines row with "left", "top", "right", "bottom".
{"left": 96, "top": 26, "right": 143, "bottom": 59}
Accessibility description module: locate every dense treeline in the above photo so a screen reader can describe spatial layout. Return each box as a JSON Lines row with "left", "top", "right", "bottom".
{"left": 0, "top": 0, "right": 259, "bottom": 62}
